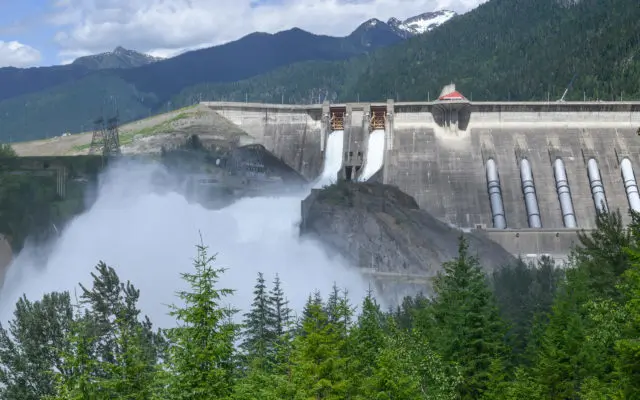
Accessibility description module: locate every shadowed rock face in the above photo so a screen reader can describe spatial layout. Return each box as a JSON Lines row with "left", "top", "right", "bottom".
{"left": 300, "top": 181, "right": 516, "bottom": 298}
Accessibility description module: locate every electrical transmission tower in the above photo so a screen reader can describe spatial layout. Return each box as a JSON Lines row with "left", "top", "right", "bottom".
{"left": 89, "top": 115, "right": 121, "bottom": 156}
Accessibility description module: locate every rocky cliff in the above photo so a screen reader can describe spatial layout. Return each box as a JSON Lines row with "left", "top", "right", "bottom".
{"left": 300, "top": 181, "right": 516, "bottom": 298}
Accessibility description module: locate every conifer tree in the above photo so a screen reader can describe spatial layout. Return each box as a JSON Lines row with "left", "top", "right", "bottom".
{"left": 429, "top": 236, "right": 508, "bottom": 399}
{"left": 51, "top": 310, "right": 105, "bottom": 399}
{"left": 77, "top": 261, "right": 163, "bottom": 372}
{"left": 572, "top": 210, "right": 635, "bottom": 301}
{"left": 268, "top": 273, "right": 294, "bottom": 378}
{"left": 163, "top": 241, "right": 239, "bottom": 399}
{"left": 347, "top": 289, "right": 386, "bottom": 396}
{"left": 269, "top": 273, "right": 291, "bottom": 337}
{"left": 613, "top": 246, "right": 640, "bottom": 397}
{"left": 0, "top": 292, "right": 73, "bottom": 400}
{"left": 241, "top": 272, "right": 276, "bottom": 366}
{"left": 290, "top": 292, "right": 350, "bottom": 399}
{"left": 52, "top": 263, "right": 160, "bottom": 399}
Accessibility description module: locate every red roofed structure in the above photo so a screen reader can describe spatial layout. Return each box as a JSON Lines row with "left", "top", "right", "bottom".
{"left": 439, "top": 90, "right": 467, "bottom": 101}
{"left": 437, "top": 83, "right": 468, "bottom": 101}
{"left": 433, "top": 83, "right": 471, "bottom": 131}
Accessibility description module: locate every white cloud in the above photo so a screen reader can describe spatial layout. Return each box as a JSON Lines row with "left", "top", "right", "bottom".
{"left": 49, "top": 0, "right": 485, "bottom": 61}
{"left": 0, "top": 40, "right": 42, "bottom": 67}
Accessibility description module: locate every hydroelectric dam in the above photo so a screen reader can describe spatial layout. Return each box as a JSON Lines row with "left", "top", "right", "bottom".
{"left": 204, "top": 89, "right": 640, "bottom": 263}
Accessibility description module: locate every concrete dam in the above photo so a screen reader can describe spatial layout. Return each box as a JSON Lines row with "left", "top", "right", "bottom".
{"left": 205, "top": 94, "right": 640, "bottom": 262}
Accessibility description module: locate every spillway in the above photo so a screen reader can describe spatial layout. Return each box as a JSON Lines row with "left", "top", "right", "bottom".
{"left": 314, "top": 130, "right": 344, "bottom": 188}
{"left": 358, "top": 129, "right": 385, "bottom": 182}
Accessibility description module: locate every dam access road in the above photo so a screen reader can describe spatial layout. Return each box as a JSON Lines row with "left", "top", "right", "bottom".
{"left": 204, "top": 89, "right": 640, "bottom": 263}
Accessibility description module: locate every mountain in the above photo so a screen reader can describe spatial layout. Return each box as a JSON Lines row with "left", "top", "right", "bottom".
{"left": 72, "top": 46, "right": 163, "bottom": 70}
{"left": 388, "top": 10, "right": 457, "bottom": 38}
{"left": 172, "top": 0, "right": 640, "bottom": 105}
{"left": 0, "top": 17, "right": 422, "bottom": 142}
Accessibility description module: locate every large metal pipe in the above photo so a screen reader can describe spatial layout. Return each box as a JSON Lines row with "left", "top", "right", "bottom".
{"left": 587, "top": 158, "right": 608, "bottom": 213}
{"left": 552, "top": 158, "right": 577, "bottom": 227}
{"left": 485, "top": 159, "right": 507, "bottom": 229}
{"left": 621, "top": 158, "right": 640, "bottom": 212}
{"left": 519, "top": 158, "right": 542, "bottom": 228}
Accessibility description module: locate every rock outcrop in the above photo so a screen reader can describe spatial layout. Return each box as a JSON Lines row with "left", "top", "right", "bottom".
{"left": 300, "top": 181, "right": 516, "bottom": 298}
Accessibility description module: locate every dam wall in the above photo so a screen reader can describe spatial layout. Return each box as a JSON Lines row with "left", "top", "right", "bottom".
{"left": 202, "top": 100, "right": 640, "bottom": 260}
{"left": 205, "top": 102, "right": 324, "bottom": 181}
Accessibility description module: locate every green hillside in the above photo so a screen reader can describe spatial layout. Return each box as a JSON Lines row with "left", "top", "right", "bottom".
{"left": 173, "top": 0, "right": 640, "bottom": 105}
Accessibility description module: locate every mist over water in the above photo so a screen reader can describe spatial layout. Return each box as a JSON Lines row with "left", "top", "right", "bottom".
{"left": 0, "top": 159, "right": 372, "bottom": 328}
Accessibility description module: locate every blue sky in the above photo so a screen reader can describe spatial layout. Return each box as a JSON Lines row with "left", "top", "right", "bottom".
{"left": 0, "top": 0, "right": 484, "bottom": 68}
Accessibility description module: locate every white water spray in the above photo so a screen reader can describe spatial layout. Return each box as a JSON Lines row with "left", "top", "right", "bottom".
{"left": 314, "top": 130, "right": 344, "bottom": 188}
{"left": 0, "top": 159, "right": 371, "bottom": 328}
{"left": 358, "top": 129, "right": 385, "bottom": 182}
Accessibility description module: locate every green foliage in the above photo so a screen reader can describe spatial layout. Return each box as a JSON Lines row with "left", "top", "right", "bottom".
{"left": 0, "top": 143, "right": 16, "bottom": 157}
{"left": 51, "top": 262, "right": 162, "bottom": 399}
{"left": 0, "top": 292, "right": 73, "bottom": 400}
{"left": 5, "top": 206, "right": 640, "bottom": 399}
{"left": 162, "top": 240, "right": 240, "bottom": 399}
{"left": 427, "top": 236, "right": 508, "bottom": 399}
{"left": 172, "top": 0, "right": 640, "bottom": 105}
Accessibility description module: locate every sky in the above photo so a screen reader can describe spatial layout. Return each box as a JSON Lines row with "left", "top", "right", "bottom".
{"left": 0, "top": 0, "right": 485, "bottom": 68}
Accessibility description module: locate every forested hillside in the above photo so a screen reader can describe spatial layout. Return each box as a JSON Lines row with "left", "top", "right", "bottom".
{"left": 1, "top": 210, "right": 640, "bottom": 398}
{"left": 174, "top": 0, "right": 640, "bottom": 105}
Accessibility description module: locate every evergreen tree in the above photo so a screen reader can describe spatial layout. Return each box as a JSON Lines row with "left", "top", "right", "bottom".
{"left": 572, "top": 210, "right": 635, "bottom": 301}
{"left": 492, "top": 256, "right": 563, "bottom": 363}
{"left": 268, "top": 273, "right": 291, "bottom": 337}
{"left": 241, "top": 272, "right": 276, "bottom": 365}
{"left": 530, "top": 269, "right": 601, "bottom": 399}
{"left": 0, "top": 292, "right": 73, "bottom": 400}
{"left": 51, "top": 263, "right": 160, "bottom": 399}
{"left": 290, "top": 292, "right": 350, "bottom": 399}
{"left": 50, "top": 310, "right": 106, "bottom": 399}
{"left": 613, "top": 245, "right": 640, "bottom": 397}
{"left": 163, "top": 241, "right": 239, "bottom": 399}
{"left": 428, "top": 236, "right": 508, "bottom": 399}
{"left": 77, "top": 261, "right": 163, "bottom": 372}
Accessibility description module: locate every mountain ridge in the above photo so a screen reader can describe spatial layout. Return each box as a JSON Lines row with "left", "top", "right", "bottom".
{"left": 71, "top": 46, "right": 164, "bottom": 70}
{"left": 0, "top": 9, "right": 454, "bottom": 105}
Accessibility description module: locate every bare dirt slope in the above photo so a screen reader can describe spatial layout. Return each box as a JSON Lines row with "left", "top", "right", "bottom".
{"left": 12, "top": 104, "right": 254, "bottom": 156}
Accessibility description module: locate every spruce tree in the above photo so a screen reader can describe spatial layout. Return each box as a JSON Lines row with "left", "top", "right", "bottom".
{"left": 269, "top": 274, "right": 291, "bottom": 337}
{"left": 347, "top": 289, "right": 386, "bottom": 396}
{"left": 164, "top": 241, "right": 239, "bottom": 399}
{"left": 429, "top": 236, "right": 508, "bottom": 399}
{"left": 241, "top": 272, "right": 276, "bottom": 365}
{"left": 290, "top": 291, "right": 350, "bottom": 399}
{"left": 612, "top": 246, "right": 640, "bottom": 397}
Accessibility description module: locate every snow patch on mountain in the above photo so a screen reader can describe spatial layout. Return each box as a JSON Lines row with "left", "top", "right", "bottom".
{"left": 387, "top": 10, "right": 457, "bottom": 38}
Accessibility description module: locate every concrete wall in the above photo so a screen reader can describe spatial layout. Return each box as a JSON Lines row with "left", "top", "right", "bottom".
{"left": 480, "top": 229, "right": 585, "bottom": 265}
{"left": 205, "top": 103, "right": 324, "bottom": 181}
{"left": 382, "top": 101, "right": 640, "bottom": 230}
{"left": 201, "top": 100, "right": 640, "bottom": 258}
{"left": 342, "top": 104, "right": 367, "bottom": 179}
